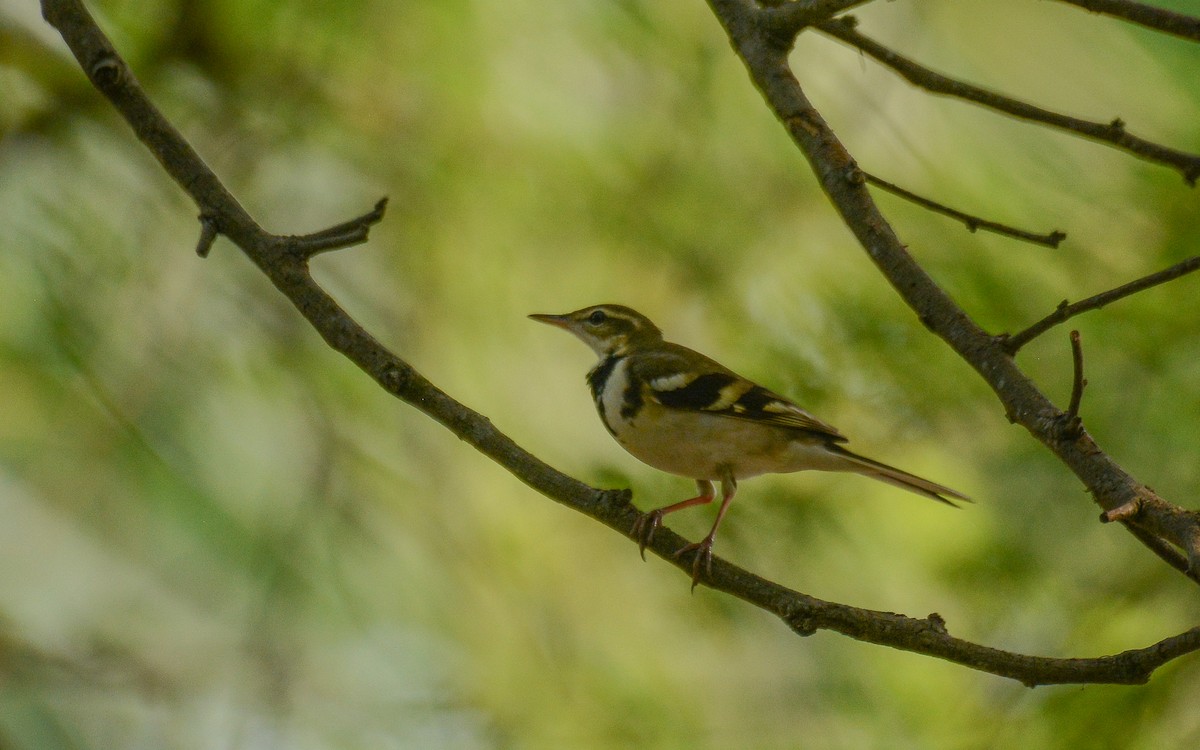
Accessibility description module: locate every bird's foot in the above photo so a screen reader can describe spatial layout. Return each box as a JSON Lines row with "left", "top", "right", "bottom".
{"left": 672, "top": 535, "right": 715, "bottom": 592}
{"left": 630, "top": 509, "right": 665, "bottom": 561}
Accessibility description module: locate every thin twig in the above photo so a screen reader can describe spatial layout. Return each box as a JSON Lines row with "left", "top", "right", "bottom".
{"left": 1119, "top": 523, "right": 1200, "bottom": 584}
{"left": 1054, "top": 0, "right": 1200, "bottom": 42}
{"left": 1099, "top": 489, "right": 1200, "bottom": 575}
{"left": 1064, "top": 330, "right": 1086, "bottom": 436}
{"left": 285, "top": 197, "right": 390, "bottom": 260}
{"left": 863, "top": 171, "right": 1066, "bottom": 248}
{"left": 1003, "top": 255, "right": 1200, "bottom": 353}
{"left": 195, "top": 214, "right": 219, "bottom": 257}
{"left": 817, "top": 17, "right": 1200, "bottom": 185}
{"left": 1104, "top": 498, "right": 1142, "bottom": 523}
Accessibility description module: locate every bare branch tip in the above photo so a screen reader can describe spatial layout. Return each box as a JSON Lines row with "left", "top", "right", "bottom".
{"left": 862, "top": 172, "right": 1063, "bottom": 247}
{"left": 1061, "top": 329, "right": 1087, "bottom": 437}
{"left": 1101, "top": 499, "right": 1142, "bottom": 524}
{"left": 285, "top": 197, "right": 391, "bottom": 260}
{"left": 195, "top": 215, "right": 219, "bottom": 258}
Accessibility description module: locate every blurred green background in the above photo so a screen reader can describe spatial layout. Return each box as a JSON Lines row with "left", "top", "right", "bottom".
{"left": 3, "top": 0, "right": 1200, "bottom": 747}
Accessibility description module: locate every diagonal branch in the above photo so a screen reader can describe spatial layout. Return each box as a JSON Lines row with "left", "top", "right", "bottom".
{"left": 704, "top": 0, "right": 1200, "bottom": 583}
{"left": 1054, "top": 0, "right": 1200, "bottom": 42}
{"left": 863, "top": 171, "right": 1067, "bottom": 248}
{"left": 816, "top": 17, "right": 1200, "bottom": 186}
{"left": 42, "top": 0, "right": 1200, "bottom": 686}
{"left": 1003, "top": 254, "right": 1200, "bottom": 353}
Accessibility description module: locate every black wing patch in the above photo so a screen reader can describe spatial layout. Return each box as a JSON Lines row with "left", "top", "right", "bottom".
{"left": 648, "top": 370, "right": 846, "bottom": 440}
{"left": 726, "top": 385, "right": 847, "bottom": 439}
{"left": 652, "top": 372, "right": 739, "bottom": 410}
{"left": 728, "top": 384, "right": 780, "bottom": 416}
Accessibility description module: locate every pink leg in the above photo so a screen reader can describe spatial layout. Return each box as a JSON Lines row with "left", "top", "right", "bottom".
{"left": 630, "top": 479, "right": 715, "bottom": 560}
{"left": 673, "top": 474, "right": 737, "bottom": 590}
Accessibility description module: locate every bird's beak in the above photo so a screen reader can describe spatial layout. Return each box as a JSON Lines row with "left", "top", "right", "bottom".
{"left": 528, "top": 313, "right": 572, "bottom": 330}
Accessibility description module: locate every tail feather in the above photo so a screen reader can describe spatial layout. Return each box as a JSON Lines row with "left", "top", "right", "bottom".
{"left": 828, "top": 445, "right": 970, "bottom": 507}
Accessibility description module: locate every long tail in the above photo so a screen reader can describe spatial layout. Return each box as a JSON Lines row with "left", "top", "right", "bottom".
{"left": 827, "top": 445, "right": 970, "bottom": 507}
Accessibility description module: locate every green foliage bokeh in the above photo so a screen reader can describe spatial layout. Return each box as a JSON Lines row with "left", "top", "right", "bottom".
{"left": 2, "top": 0, "right": 1200, "bottom": 747}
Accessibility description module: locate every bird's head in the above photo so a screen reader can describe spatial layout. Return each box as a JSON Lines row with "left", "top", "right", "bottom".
{"left": 529, "top": 304, "right": 663, "bottom": 357}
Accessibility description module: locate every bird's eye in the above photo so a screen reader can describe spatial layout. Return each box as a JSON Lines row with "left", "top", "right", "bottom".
{"left": 586, "top": 310, "right": 607, "bottom": 326}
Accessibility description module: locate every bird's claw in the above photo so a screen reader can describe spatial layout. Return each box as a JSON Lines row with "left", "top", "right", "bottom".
{"left": 630, "top": 509, "right": 665, "bottom": 561}
{"left": 631, "top": 512, "right": 715, "bottom": 590}
{"left": 672, "top": 536, "right": 714, "bottom": 592}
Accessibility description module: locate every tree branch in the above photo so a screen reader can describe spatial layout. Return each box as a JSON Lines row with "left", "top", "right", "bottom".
{"left": 1002, "top": 254, "right": 1200, "bottom": 353}
{"left": 1054, "top": 0, "right": 1200, "bottom": 42}
{"left": 1120, "top": 522, "right": 1200, "bottom": 583}
{"left": 42, "top": 0, "right": 1200, "bottom": 685}
{"left": 1064, "top": 330, "right": 1086, "bottom": 435}
{"left": 863, "top": 171, "right": 1066, "bottom": 248}
{"left": 817, "top": 16, "right": 1200, "bottom": 185}
{"left": 759, "top": 0, "right": 874, "bottom": 34}
{"left": 703, "top": 0, "right": 1200, "bottom": 583}
{"left": 283, "top": 197, "right": 390, "bottom": 260}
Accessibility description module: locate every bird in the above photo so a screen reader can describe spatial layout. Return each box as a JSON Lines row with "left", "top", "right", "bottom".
{"left": 529, "top": 303, "right": 969, "bottom": 589}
